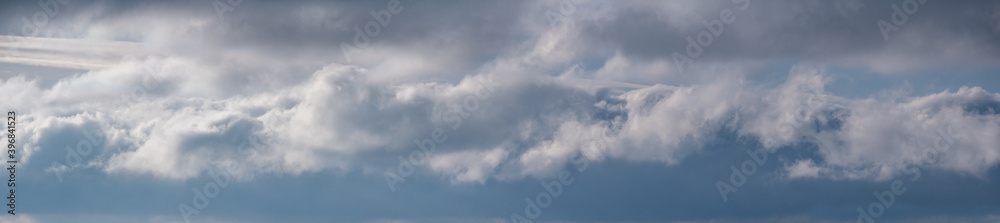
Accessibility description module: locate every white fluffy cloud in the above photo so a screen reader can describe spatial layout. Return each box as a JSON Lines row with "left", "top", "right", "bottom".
{"left": 10, "top": 48, "right": 999, "bottom": 186}
{"left": 5, "top": 0, "right": 999, "bottom": 186}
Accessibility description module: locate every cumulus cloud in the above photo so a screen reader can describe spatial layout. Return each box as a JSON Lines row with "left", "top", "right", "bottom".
{"left": 11, "top": 53, "right": 1000, "bottom": 185}
{"left": 807, "top": 86, "right": 1000, "bottom": 180}
{"left": 429, "top": 146, "right": 508, "bottom": 184}
{"left": 2, "top": 0, "right": 998, "bottom": 189}
{"left": 8, "top": 64, "right": 997, "bottom": 201}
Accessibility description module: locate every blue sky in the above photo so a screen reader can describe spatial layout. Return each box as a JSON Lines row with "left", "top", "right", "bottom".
{"left": 1, "top": 0, "right": 1000, "bottom": 222}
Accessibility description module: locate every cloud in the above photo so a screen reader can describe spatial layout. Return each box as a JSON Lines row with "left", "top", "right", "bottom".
{"left": 785, "top": 159, "right": 822, "bottom": 178}
{"left": 429, "top": 146, "right": 508, "bottom": 184}
{"left": 13, "top": 51, "right": 1000, "bottom": 185}
{"left": 0, "top": 213, "right": 39, "bottom": 223}
{"left": 808, "top": 86, "right": 1000, "bottom": 180}
{"left": 2, "top": 1, "right": 1000, "bottom": 222}
{"left": 0, "top": 35, "right": 153, "bottom": 70}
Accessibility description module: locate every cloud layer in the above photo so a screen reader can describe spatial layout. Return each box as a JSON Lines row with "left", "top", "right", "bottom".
{"left": 2, "top": 0, "right": 999, "bottom": 222}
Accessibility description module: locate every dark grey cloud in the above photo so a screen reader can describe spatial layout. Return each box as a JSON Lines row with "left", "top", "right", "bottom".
{"left": 577, "top": 0, "right": 1000, "bottom": 72}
